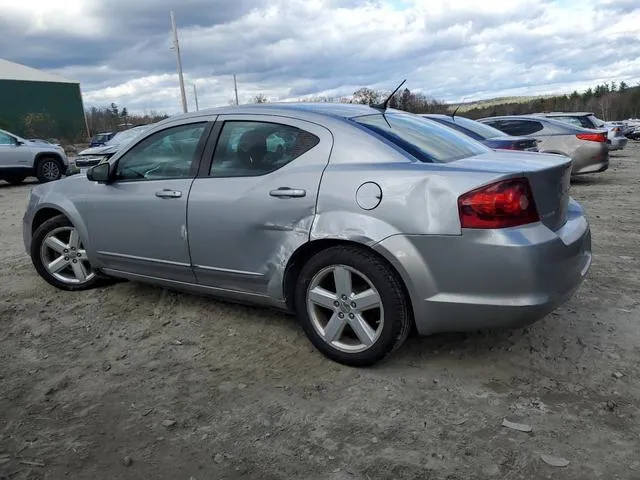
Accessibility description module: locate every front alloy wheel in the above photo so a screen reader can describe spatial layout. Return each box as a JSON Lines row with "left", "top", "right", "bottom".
{"left": 31, "top": 215, "right": 101, "bottom": 291}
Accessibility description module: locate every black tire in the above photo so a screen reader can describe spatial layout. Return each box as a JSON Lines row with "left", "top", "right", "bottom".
{"left": 6, "top": 176, "right": 26, "bottom": 185}
{"left": 295, "top": 245, "right": 411, "bottom": 367}
{"left": 31, "top": 215, "right": 103, "bottom": 291}
{"left": 36, "top": 157, "right": 63, "bottom": 183}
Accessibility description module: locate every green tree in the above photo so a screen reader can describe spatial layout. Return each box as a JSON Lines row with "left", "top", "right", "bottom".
{"left": 253, "top": 93, "right": 268, "bottom": 103}
{"left": 352, "top": 87, "right": 380, "bottom": 105}
{"left": 619, "top": 81, "right": 628, "bottom": 93}
{"left": 21, "top": 112, "right": 57, "bottom": 139}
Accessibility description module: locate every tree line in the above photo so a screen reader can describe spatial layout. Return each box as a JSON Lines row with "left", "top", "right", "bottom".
{"left": 462, "top": 82, "right": 640, "bottom": 121}
{"left": 252, "top": 80, "right": 640, "bottom": 121}
{"left": 85, "top": 103, "right": 169, "bottom": 137}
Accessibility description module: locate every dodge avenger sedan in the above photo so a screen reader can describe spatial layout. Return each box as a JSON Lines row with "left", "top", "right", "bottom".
{"left": 23, "top": 103, "right": 592, "bottom": 366}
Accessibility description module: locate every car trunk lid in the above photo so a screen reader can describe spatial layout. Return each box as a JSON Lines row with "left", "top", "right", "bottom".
{"left": 451, "top": 151, "right": 573, "bottom": 231}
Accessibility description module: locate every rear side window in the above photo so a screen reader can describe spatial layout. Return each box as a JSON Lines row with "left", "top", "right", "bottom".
{"left": 210, "top": 121, "right": 320, "bottom": 177}
{"left": 554, "top": 116, "right": 594, "bottom": 128}
{"left": 491, "top": 120, "right": 543, "bottom": 136}
{"left": 353, "top": 113, "right": 489, "bottom": 163}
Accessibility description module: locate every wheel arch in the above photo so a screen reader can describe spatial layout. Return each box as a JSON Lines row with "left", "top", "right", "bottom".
{"left": 34, "top": 152, "right": 64, "bottom": 166}
{"left": 282, "top": 238, "right": 415, "bottom": 330}
{"left": 30, "top": 203, "right": 95, "bottom": 263}
{"left": 31, "top": 207, "right": 67, "bottom": 235}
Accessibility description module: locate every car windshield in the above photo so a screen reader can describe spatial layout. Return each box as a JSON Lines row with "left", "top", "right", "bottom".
{"left": 434, "top": 116, "right": 508, "bottom": 140}
{"left": 106, "top": 126, "right": 151, "bottom": 146}
{"left": 353, "top": 113, "right": 489, "bottom": 163}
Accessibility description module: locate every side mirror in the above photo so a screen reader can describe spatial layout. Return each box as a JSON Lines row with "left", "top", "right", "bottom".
{"left": 87, "top": 162, "right": 111, "bottom": 183}
{"left": 15, "top": 139, "right": 24, "bottom": 146}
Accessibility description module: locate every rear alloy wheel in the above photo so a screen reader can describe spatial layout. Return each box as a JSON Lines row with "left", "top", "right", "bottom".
{"left": 36, "top": 157, "right": 63, "bottom": 183}
{"left": 295, "top": 246, "right": 411, "bottom": 366}
{"left": 31, "top": 215, "right": 101, "bottom": 291}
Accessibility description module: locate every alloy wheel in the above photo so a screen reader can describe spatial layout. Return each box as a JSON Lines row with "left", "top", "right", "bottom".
{"left": 40, "top": 226, "right": 95, "bottom": 285}
{"left": 41, "top": 160, "right": 61, "bottom": 181}
{"left": 306, "top": 265, "right": 384, "bottom": 353}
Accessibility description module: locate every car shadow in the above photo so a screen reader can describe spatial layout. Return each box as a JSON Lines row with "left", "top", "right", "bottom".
{"left": 571, "top": 175, "right": 618, "bottom": 186}
{"left": 0, "top": 178, "right": 39, "bottom": 189}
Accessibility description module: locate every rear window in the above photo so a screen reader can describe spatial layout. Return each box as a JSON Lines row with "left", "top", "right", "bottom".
{"left": 353, "top": 113, "right": 489, "bottom": 163}
{"left": 431, "top": 116, "right": 508, "bottom": 140}
{"left": 554, "top": 116, "right": 595, "bottom": 129}
{"left": 490, "top": 120, "right": 544, "bottom": 136}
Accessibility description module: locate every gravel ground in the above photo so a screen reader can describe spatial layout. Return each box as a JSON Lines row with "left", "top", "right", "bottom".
{"left": 1, "top": 144, "right": 639, "bottom": 480}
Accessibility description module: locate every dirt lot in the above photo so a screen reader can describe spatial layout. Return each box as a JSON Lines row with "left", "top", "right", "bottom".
{"left": 1, "top": 144, "right": 640, "bottom": 480}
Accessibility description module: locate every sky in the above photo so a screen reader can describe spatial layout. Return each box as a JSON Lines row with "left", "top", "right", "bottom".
{"left": 0, "top": 0, "right": 639, "bottom": 114}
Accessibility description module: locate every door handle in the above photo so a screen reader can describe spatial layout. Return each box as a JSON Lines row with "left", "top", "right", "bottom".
{"left": 155, "top": 189, "right": 182, "bottom": 198}
{"left": 269, "top": 187, "right": 306, "bottom": 198}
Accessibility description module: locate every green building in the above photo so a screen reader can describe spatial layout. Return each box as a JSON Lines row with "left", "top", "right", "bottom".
{"left": 0, "top": 58, "right": 86, "bottom": 141}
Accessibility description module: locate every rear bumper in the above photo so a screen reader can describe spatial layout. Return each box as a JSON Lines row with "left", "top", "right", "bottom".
{"left": 373, "top": 199, "right": 591, "bottom": 335}
{"left": 608, "top": 137, "right": 628, "bottom": 151}
{"left": 571, "top": 144, "right": 609, "bottom": 175}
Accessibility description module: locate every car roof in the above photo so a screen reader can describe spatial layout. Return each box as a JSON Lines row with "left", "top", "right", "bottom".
{"left": 536, "top": 112, "right": 595, "bottom": 117}
{"left": 158, "top": 102, "right": 394, "bottom": 126}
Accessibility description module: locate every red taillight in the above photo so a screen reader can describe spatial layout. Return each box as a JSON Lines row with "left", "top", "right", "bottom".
{"left": 458, "top": 178, "right": 539, "bottom": 229}
{"left": 576, "top": 132, "right": 606, "bottom": 142}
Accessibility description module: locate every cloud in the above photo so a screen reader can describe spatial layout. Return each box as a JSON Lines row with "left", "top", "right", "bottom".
{"left": 0, "top": 0, "right": 638, "bottom": 114}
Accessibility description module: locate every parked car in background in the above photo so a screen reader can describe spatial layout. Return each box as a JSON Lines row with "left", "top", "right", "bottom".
{"left": 74, "top": 124, "right": 154, "bottom": 171}
{"left": 479, "top": 115, "right": 609, "bottom": 176}
{"left": 89, "top": 132, "right": 115, "bottom": 147}
{"left": 534, "top": 112, "right": 628, "bottom": 151}
{"left": 0, "top": 128, "right": 69, "bottom": 184}
{"left": 24, "top": 104, "right": 591, "bottom": 366}
{"left": 623, "top": 119, "right": 640, "bottom": 140}
{"left": 422, "top": 114, "right": 538, "bottom": 151}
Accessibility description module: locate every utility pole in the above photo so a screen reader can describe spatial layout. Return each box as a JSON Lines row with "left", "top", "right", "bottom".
{"left": 193, "top": 83, "right": 199, "bottom": 111}
{"left": 233, "top": 74, "right": 239, "bottom": 106}
{"left": 170, "top": 11, "right": 188, "bottom": 113}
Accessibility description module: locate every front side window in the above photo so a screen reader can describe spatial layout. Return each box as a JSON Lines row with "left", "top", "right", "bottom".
{"left": 115, "top": 123, "right": 206, "bottom": 181}
{"left": 0, "top": 132, "right": 16, "bottom": 145}
{"left": 354, "top": 113, "right": 489, "bottom": 163}
{"left": 210, "top": 121, "right": 320, "bottom": 177}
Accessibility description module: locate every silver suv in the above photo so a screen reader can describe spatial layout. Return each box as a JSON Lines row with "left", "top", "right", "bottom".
{"left": 0, "top": 128, "right": 69, "bottom": 185}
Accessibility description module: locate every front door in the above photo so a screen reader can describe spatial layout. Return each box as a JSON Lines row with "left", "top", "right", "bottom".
{"left": 187, "top": 115, "right": 333, "bottom": 298}
{"left": 80, "top": 121, "right": 210, "bottom": 283}
{"left": 0, "top": 131, "right": 31, "bottom": 169}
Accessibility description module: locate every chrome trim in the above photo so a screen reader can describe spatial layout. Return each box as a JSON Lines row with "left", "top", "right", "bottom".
{"left": 101, "top": 268, "right": 269, "bottom": 298}
{"left": 97, "top": 251, "right": 191, "bottom": 267}
{"left": 193, "top": 264, "right": 263, "bottom": 277}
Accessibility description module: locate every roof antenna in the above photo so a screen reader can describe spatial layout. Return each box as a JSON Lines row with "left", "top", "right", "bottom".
{"left": 372, "top": 79, "right": 407, "bottom": 111}
{"left": 450, "top": 96, "right": 467, "bottom": 119}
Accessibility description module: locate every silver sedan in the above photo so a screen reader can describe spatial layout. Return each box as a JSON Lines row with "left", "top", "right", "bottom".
{"left": 23, "top": 104, "right": 592, "bottom": 366}
{"left": 478, "top": 115, "right": 609, "bottom": 175}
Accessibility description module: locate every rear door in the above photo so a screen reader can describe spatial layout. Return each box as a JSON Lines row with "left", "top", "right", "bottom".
{"left": 187, "top": 115, "right": 333, "bottom": 297}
